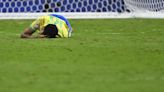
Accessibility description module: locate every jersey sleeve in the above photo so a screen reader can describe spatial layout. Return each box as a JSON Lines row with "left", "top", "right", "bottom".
{"left": 29, "top": 18, "right": 40, "bottom": 32}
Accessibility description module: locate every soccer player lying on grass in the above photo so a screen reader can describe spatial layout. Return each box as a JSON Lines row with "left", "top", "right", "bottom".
{"left": 21, "top": 14, "right": 73, "bottom": 38}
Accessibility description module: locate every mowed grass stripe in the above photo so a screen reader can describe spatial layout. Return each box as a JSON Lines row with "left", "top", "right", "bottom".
{"left": 0, "top": 19, "right": 164, "bottom": 92}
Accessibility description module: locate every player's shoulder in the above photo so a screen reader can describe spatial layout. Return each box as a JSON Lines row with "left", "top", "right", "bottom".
{"left": 38, "top": 15, "right": 49, "bottom": 19}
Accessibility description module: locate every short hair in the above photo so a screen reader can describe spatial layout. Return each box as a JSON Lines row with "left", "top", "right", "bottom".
{"left": 43, "top": 24, "right": 58, "bottom": 38}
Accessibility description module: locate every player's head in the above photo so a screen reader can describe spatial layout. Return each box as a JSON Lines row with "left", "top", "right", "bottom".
{"left": 43, "top": 24, "right": 58, "bottom": 38}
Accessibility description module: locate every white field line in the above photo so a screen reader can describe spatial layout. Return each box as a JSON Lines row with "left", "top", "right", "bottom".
{"left": 75, "top": 31, "right": 148, "bottom": 35}
{"left": 74, "top": 32, "right": 122, "bottom": 35}
{"left": 95, "top": 29, "right": 162, "bottom": 35}
{"left": 0, "top": 31, "right": 20, "bottom": 36}
{"left": 97, "top": 33, "right": 121, "bottom": 35}
{"left": 127, "top": 76, "right": 164, "bottom": 81}
{"left": 97, "top": 76, "right": 164, "bottom": 81}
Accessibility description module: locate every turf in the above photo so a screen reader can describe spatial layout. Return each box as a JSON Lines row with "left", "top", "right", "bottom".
{"left": 0, "top": 19, "right": 164, "bottom": 92}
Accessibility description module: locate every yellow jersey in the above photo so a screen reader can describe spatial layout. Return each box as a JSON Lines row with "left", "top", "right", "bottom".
{"left": 30, "top": 15, "right": 69, "bottom": 38}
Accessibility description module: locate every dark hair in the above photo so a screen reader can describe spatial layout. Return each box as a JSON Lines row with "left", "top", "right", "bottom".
{"left": 43, "top": 24, "right": 58, "bottom": 38}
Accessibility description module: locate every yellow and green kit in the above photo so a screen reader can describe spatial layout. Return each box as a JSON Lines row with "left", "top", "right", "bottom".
{"left": 30, "top": 15, "right": 72, "bottom": 38}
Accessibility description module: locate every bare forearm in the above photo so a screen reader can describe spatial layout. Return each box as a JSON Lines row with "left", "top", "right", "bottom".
{"left": 20, "top": 33, "right": 32, "bottom": 38}
{"left": 20, "top": 28, "right": 33, "bottom": 38}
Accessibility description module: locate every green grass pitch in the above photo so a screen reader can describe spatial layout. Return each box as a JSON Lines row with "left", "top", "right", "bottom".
{"left": 0, "top": 19, "right": 164, "bottom": 92}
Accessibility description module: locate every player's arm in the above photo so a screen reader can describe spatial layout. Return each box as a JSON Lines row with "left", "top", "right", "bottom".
{"left": 20, "top": 18, "right": 40, "bottom": 38}
{"left": 20, "top": 27, "right": 35, "bottom": 38}
{"left": 21, "top": 28, "right": 46, "bottom": 38}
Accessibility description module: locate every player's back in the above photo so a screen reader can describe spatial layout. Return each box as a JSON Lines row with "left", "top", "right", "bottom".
{"left": 38, "top": 15, "right": 69, "bottom": 37}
